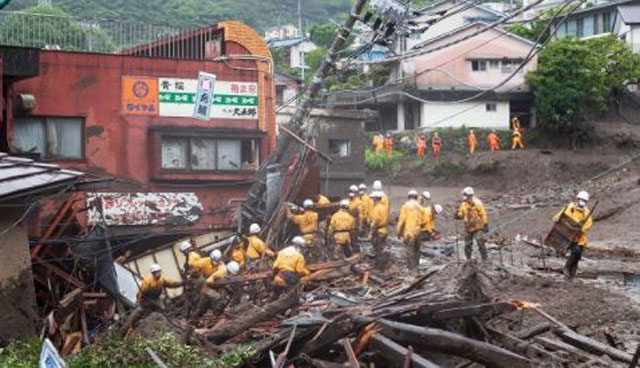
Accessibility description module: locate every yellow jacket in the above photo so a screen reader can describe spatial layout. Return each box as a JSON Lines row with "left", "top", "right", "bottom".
{"left": 193, "top": 258, "right": 218, "bottom": 278}
{"left": 372, "top": 135, "right": 384, "bottom": 151}
{"left": 420, "top": 205, "right": 435, "bottom": 235}
{"left": 329, "top": 209, "right": 356, "bottom": 245}
{"left": 456, "top": 198, "right": 488, "bottom": 233}
{"left": 348, "top": 197, "right": 363, "bottom": 218}
{"left": 187, "top": 251, "right": 202, "bottom": 269}
{"left": 273, "top": 248, "right": 310, "bottom": 275}
{"left": 397, "top": 199, "right": 424, "bottom": 240}
{"left": 137, "top": 277, "right": 182, "bottom": 302}
{"left": 246, "top": 235, "right": 274, "bottom": 259}
{"left": 317, "top": 195, "right": 330, "bottom": 205}
{"left": 513, "top": 130, "right": 522, "bottom": 139}
{"left": 205, "top": 264, "right": 228, "bottom": 287}
{"left": 553, "top": 203, "right": 593, "bottom": 246}
{"left": 370, "top": 201, "right": 389, "bottom": 236}
{"left": 232, "top": 246, "right": 245, "bottom": 268}
{"left": 288, "top": 210, "right": 319, "bottom": 235}
{"left": 381, "top": 193, "right": 390, "bottom": 213}
{"left": 360, "top": 194, "right": 373, "bottom": 220}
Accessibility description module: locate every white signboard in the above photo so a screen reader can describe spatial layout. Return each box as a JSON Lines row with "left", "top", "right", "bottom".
{"left": 158, "top": 78, "right": 258, "bottom": 120}
{"left": 193, "top": 72, "right": 216, "bottom": 120}
{"left": 39, "top": 338, "right": 66, "bottom": 368}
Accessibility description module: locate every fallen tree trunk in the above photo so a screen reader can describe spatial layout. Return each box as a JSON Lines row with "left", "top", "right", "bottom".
{"left": 378, "top": 319, "right": 531, "bottom": 368}
{"left": 370, "top": 334, "right": 441, "bottom": 368}
{"left": 199, "top": 287, "right": 299, "bottom": 343}
{"left": 555, "top": 328, "right": 634, "bottom": 363}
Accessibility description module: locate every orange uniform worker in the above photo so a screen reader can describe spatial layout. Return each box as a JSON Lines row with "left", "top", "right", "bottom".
{"left": 432, "top": 132, "right": 442, "bottom": 157}
{"left": 372, "top": 133, "right": 384, "bottom": 152}
{"left": 487, "top": 130, "right": 501, "bottom": 151}
{"left": 329, "top": 200, "right": 357, "bottom": 259}
{"left": 416, "top": 134, "right": 427, "bottom": 157}
{"left": 384, "top": 133, "right": 394, "bottom": 157}
{"left": 397, "top": 190, "right": 424, "bottom": 271}
{"left": 512, "top": 128, "right": 524, "bottom": 150}
{"left": 468, "top": 130, "right": 477, "bottom": 154}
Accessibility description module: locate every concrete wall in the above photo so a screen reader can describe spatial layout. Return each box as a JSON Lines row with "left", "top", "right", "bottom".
{"left": 420, "top": 100, "right": 510, "bottom": 130}
{"left": 0, "top": 210, "right": 38, "bottom": 341}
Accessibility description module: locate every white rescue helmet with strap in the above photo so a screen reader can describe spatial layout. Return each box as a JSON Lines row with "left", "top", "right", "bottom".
{"left": 226, "top": 261, "right": 240, "bottom": 275}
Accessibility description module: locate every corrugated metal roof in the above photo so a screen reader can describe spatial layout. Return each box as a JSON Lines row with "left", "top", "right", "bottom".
{"left": 0, "top": 152, "right": 83, "bottom": 201}
{"left": 618, "top": 4, "right": 640, "bottom": 24}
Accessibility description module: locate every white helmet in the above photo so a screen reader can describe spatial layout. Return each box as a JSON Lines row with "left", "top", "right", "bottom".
{"left": 226, "top": 261, "right": 240, "bottom": 275}
{"left": 358, "top": 183, "right": 367, "bottom": 191}
{"left": 462, "top": 187, "right": 475, "bottom": 197}
{"left": 303, "top": 199, "right": 314, "bottom": 208}
{"left": 349, "top": 185, "right": 359, "bottom": 192}
{"left": 149, "top": 264, "right": 162, "bottom": 273}
{"left": 249, "top": 223, "right": 261, "bottom": 234}
{"left": 370, "top": 191, "right": 382, "bottom": 199}
{"left": 210, "top": 249, "right": 222, "bottom": 261}
{"left": 372, "top": 180, "right": 382, "bottom": 191}
{"left": 292, "top": 236, "right": 306, "bottom": 246}
{"left": 408, "top": 190, "right": 418, "bottom": 198}
{"left": 434, "top": 204, "right": 443, "bottom": 214}
{"left": 179, "top": 240, "right": 192, "bottom": 253}
{"left": 576, "top": 191, "right": 590, "bottom": 202}
{"left": 340, "top": 199, "right": 349, "bottom": 208}
{"left": 422, "top": 191, "right": 431, "bottom": 200}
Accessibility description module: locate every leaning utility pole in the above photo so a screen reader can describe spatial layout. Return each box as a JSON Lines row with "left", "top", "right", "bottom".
{"left": 240, "top": 0, "right": 369, "bottom": 230}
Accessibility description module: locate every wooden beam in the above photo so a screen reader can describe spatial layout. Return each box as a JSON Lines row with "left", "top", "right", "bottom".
{"left": 34, "top": 257, "right": 85, "bottom": 288}
{"left": 278, "top": 123, "right": 333, "bottom": 163}
{"left": 556, "top": 329, "right": 634, "bottom": 363}
{"left": 378, "top": 319, "right": 531, "bottom": 368}
{"left": 369, "top": 334, "right": 441, "bottom": 368}
{"left": 515, "top": 322, "right": 553, "bottom": 340}
{"left": 341, "top": 338, "right": 360, "bottom": 368}
{"left": 431, "top": 302, "right": 517, "bottom": 320}
{"left": 534, "top": 337, "right": 610, "bottom": 365}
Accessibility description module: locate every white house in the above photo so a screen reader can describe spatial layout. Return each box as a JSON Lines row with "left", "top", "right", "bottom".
{"left": 264, "top": 24, "right": 300, "bottom": 41}
{"left": 267, "top": 37, "right": 318, "bottom": 70}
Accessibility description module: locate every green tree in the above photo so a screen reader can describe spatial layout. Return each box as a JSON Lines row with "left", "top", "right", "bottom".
{"left": 508, "top": 6, "right": 568, "bottom": 43}
{"left": 0, "top": 5, "right": 115, "bottom": 52}
{"left": 309, "top": 23, "right": 338, "bottom": 48}
{"left": 526, "top": 36, "right": 640, "bottom": 136}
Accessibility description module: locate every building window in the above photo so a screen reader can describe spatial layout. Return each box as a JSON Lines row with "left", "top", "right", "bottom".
{"left": 486, "top": 103, "right": 497, "bottom": 112}
{"left": 577, "top": 18, "right": 584, "bottom": 37}
{"left": 328, "top": 139, "right": 351, "bottom": 157}
{"left": 161, "top": 136, "right": 258, "bottom": 171}
{"left": 567, "top": 20, "right": 577, "bottom": 36}
{"left": 501, "top": 60, "right": 512, "bottom": 74}
{"left": 603, "top": 12, "right": 612, "bottom": 33}
{"left": 471, "top": 60, "right": 487, "bottom": 71}
{"left": 14, "top": 117, "right": 84, "bottom": 159}
{"left": 583, "top": 15, "right": 594, "bottom": 37}
{"left": 489, "top": 60, "right": 500, "bottom": 69}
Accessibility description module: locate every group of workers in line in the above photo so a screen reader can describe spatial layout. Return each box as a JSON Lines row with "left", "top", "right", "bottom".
{"left": 124, "top": 179, "right": 594, "bottom": 332}
{"left": 373, "top": 117, "right": 525, "bottom": 158}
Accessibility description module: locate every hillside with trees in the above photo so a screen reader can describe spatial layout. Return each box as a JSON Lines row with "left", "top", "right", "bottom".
{"left": 3, "top": 0, "right": 352, "bottom": 31}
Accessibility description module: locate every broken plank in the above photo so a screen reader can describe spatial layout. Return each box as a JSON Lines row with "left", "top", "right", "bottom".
{"left": 342, "top": 337, "right": 360, "bottom": 368}
{"left": 388, "top": 265, "right": 446, "bottom": 297}
{"left": 431, "top": 301, "right": 517, "bottom": 320}
{"left": 370, "top": 334, "right": 441, "bottom": 368}
{"left": 300, "top": 316, "right": 356, "bottom": 356}
{"left": 534, "top": 337, "right": 612, "bottom": 366}
{"left": 200, "top": 286, "right": 300, "bottom": 343}
{"left": 515, "top": 322, "right": 553, "bottom": 340}
{"left": 555, "top": 328, "right": 634, "bottom": 363}
{"left": 484, "top": 325, "right": 559, "bottom": 362}
{"left": 378, "top": 319, "right": 531, "bottom": 368}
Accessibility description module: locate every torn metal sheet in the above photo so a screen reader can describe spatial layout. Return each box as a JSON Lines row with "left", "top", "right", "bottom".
{"left": 86, "top": 192, "right": 204, "bottom": 226}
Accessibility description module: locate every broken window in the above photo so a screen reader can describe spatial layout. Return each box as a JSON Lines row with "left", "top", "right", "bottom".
{"left": 329, "top": 139, "right": 351, "bottom": 157}
{"left": 160, "top": 136, "right": 259, "bottom": 171}
{"left": 14, "top": 117, "right": 83, "bottom": 159}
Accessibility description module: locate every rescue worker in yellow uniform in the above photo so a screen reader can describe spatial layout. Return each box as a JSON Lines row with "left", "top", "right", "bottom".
{"left": 397, "top": 190, "right": 424, "bottom": 271}
{"left": 178, "top": 239, "right": 204, "bottom": 313}
{"left": 372, "top": 133, "right": 385, "bottom": 153}
{"left": 348, "top": 185, "right": 363, "bottom": 251}
{"left": 287, "top": 199, "right": 321, "bottom": 261}
{"left": 329, "top": 200, "right": 357, "bottom": 259}
{"left": 418, "top": 191, "right": 441, "bottom": 241}
{"left": 368, "top": 191, "right": 389, "bottom": 270}
{"left": 122, "top": 264, "right": 183, "bottom": 334}
{"left": 245, "top": 223, "right": 275, "bottom": 272}
{"left": 272, "top": 238, "right": 311, "bottom": 294}
{"left": 512, "top": 128, "right": 524, "bottom": 150}
{"left": 553, "top": 191, "right": 593, "bottom": 280}
{"left": 315, "top": 193, "right": 331, "bottom": 205}
{"left": 455, "top": 187, "right": 489, "bottom": 261}
{"left": 229, "top": 235, "right": 246, "bottom": 272}
{"left": 193, "top": 249, "right": 222, "bottom": 278}
{"left": 358, "top": 183, "right": 373, "bottom": 236}
{"left": 179, "top": 239, "right": 201, "bottom": 277}
{"left": 195, "top": 261, "right": 241, "bottom": 317}
{"left": 372, "top": 180, "right": 390, "bottom": 214}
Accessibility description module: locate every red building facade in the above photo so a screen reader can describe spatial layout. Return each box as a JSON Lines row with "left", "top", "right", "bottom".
{"left": 3, "top": 22, "right": 275, "bottom": 238}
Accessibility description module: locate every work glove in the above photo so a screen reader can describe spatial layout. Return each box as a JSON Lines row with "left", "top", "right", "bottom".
{"left": 483, "top": 224, "right": 489, "bottom": 233}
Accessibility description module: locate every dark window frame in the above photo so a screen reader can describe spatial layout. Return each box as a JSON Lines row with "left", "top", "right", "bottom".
{"left": 13, "top": 116, "right": 86, "bottom": 161}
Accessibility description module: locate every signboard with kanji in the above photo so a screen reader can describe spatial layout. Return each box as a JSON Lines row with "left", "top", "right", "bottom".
{"left": 193, "top": 72, "right": 216, "bottom": 120}
{"left": 158, "top": 78, "right": 258, "bottom": 119}
{"left": 122, "top": 76, "right": 158, "bottom": 116}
